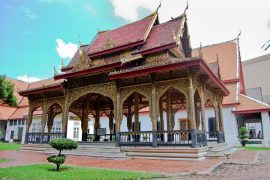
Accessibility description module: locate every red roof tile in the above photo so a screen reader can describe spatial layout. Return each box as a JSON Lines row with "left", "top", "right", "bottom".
{"left": 193, "top": 40, "right": 238, "bottom": 81}
{"left": 87, "top": 14, "right": 156, "bottom": 55}
{"left": 138, "top": 17, "right": 183, "bottom": 53}
{"left": 234, "top": 94, "right": 270, "bottom": 113}
{"left": 0, "top": 105, "right": 17, "bottom": 121}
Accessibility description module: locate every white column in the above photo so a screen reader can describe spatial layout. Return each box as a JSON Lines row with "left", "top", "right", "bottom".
{"left": 261, "top": 112, "right": 270, "bottom": 147}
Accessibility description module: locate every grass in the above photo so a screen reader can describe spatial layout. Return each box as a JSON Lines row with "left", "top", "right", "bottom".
{"left": 243, "top": 146, "right": 270, "bottom": 151}
{"left": 0, "top": 164, "right": 164, "bottom": 180}
{"left": 0, "top": 142, "right": 21, "bottom": 150}
{"left": 0, "top": 158, "right": 11, "bottom": 163}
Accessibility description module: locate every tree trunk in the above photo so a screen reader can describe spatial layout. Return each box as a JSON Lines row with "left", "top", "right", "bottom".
{"left": 57, "top": 164, "right": 60, "bottom": 171}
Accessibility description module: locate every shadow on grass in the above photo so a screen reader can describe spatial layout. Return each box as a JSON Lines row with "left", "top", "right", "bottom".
{"left": 47, "top": 166, "right": 73, "bottom": 172}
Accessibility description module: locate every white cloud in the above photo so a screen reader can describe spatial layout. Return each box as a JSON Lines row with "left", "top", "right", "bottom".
{"left": 56, "top": 38, "right": 78, "bottom": 59}
{"left": 110, "top": 0, "right": 158, "bottom": 21}
{"left": 17, "top": 75, "right": 41, "bottom": 83}
{"left": 110, "top": 0, "right": 270, "bottom": 60}
{"left": 19, "top": 6, "right": 38, "bottom": 19}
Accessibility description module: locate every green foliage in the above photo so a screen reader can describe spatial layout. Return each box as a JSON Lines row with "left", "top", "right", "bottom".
{"left": 0, "top": 76, "right": 17, "bottom": 107}
{"left": 49, "top": 138, "right": 78, "bottom": 152}
{"left": 239, "top": 127, "right": 249, "bottom": 146}
{"left": 0, "top": 131, "right": 2, "bottom": 139}
{"left": 48, "top": 139, "right": 78, "bottom": 171}
{"left": 47, "top": 155, "right": 66, "bottom": 171}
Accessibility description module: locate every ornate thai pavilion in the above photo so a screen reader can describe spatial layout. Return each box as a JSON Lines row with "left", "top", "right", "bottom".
{"left": 20, "top": 9, "right": 229, "bottom": 147}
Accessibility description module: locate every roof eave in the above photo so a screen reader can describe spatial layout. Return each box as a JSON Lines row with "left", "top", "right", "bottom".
{"left": 19, "top": 85, "right": 63, "bottom": 96}
{"left": 54, "top": 62, "right": 122, "bottom": 80}
{"left": 89, "top": 40, "right": 145, "bottom": 58}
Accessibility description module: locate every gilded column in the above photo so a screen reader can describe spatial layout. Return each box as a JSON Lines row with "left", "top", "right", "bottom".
{"left": 25, "top": 107, "right": 33, "bottom": 144}
{"left": 134, "top": 92, "right": 140, "bottom": 131}
{"left": 200, "top": 88, "right": 206, "bottom": 130}
{"left": 214, "top": 105, "right": 220, "bottom": 131}
{"left": 41, "top": 99, "right": 48, "bottom": 133}
{"left": 166, "top": 93, "right": 172, "bottom": 131}
{"left": 81, "top": 104, "right": 89, "bottom": 141}
{"left": 62, "top": 91, "right": 69, "bottom": 138}
{"left": 218, "top": 99, "right": 224, "bottom": 132}
{"left": 150, "top": 83, "right": 158, "bottom": 147}
{"left": 187, "top": 74, "right": 196, "bottom": 129}
{"left": 109, "top": 107, "right": 114, "bottom": 134}
{"left": 115, "top": 90, "right": 121, "bottom": 133}
{"left": 127, "top": 100, "right": 132, "bottom": 131}
{"left": 159, "top": 100, "right": 164, "bottom": 130}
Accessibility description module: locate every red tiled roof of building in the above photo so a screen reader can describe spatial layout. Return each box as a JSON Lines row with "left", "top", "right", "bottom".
{"left": 233, "top": 94, "right": 270, "bottom": 113}
{"left": 137, "top": 17, "right": 183, "bottom": 53}
{"left": 87, "top": 14, "right": 157, "bottom": 56}
{"left": 0, "top": 105, "right": 17, "bottom": 121}
{"left": 8, "top": 106, "right": 29, "bottom": 120}
{"left": 193, "top": 40, "right": 238, "bottom": 81}
{"left": 6, "top": 77, "right": 29, "bottom": 106}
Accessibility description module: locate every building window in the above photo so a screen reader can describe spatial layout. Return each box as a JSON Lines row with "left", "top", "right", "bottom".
{"left": 208, "top": 117, "right": 217, "bottom": 132}
{"left": 9, "top": 121, "right": 13, "bottom": 126}
{"left": 14, "top": 120, "right": 17, "bottom": 126}
{"left": 18, "top": 120, "right": 21, "bottom": 125}
{"left": 73, "top": 127, "right": 79, "bottom": 139}
{"left": 21, "top": 120, "right": 25, "bottom": 125}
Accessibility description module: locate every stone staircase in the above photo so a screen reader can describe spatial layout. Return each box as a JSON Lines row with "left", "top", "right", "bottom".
{"left": 121, "top": 146, "right": 208, "bottom": 161}
{"left": 22, "top": 143, "right": 214, "bottom": 161}
{"left": 21, "top": 143, "right": 128, "bottom": 159}
{"left": 207, "top": 142, "right": 239, "bottom": 158}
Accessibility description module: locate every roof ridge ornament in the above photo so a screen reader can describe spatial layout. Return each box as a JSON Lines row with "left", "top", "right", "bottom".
{"left": 54, "top": 66, "right": 58, "bottom": 76}
{"left": 61, "top": 59, "right": 65, "bottom": 69}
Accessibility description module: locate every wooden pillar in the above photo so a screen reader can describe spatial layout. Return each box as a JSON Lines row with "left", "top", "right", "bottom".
{"left": 214, "top": 105, "right": 220, "bottom": 131}
{"left": 187, "top": 74, "right": 196, "bottom": 130}
{"left": 150, "top": 83, "right": 158, "bottom": 147}
{"left": 218, "top": 102, "right": 224, "bottom": 132}
{"left": 159, "top": 100, "right": 164, "bottom": 130}
{"left": 41, "top": 99, "right": 48, "bottom": 133}
{"left": 200, "top": 88, "right": 206, "bottom": 130}
{"left": 134, "top": 92, "right": 140, "bottom": 131}
{"left": 81, "top": 105, "right": 89, "bottom": 141}
{"left": 127, "top": 99, "right": 132, "bottom": 131}
{"left": 166, "top": 93, "right": 173, "bottom": 131}
{"left": 25, "top": 107, "right": 33, "bottom": 144}
{"left": 115, "top": 90, "right": 121, "bottom": 133}
{"left": 62, "top": 91, "right": 69, "bottom": 138}
{"left": 109, "top": 107, "right": 114, "bottom": 134}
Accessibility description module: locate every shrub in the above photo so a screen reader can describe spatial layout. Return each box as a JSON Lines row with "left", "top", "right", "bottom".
{"left": 47, "top": 138, "right": 78, "bottom": 171}
{"left": 239, "top": 127, "right": 249, "bottom": 147}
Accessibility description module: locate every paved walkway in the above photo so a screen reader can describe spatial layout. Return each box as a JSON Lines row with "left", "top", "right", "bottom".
{"left": 1, "top": 149, "right": 269, "bottom": 179}
{"left": 0, "top": 150, "right": 222, "bottom": 175}
{"left": 176, "top": 150, "right": 270, "bottom": 180}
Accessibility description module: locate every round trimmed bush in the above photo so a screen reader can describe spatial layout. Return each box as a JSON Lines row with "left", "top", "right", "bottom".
{"left": 47, "top": 138, "right": 78, "bottom": 171}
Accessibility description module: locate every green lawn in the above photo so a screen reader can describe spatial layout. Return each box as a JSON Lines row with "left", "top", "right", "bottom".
{"left": 0, "top": 158, "right": 10, "bottom": 163}
{"left": 0, "top": 142, "right": 21, "bottom": 150}
{"left": 243, "top": 146, "right": 270, "bottom": 151}
{"left": 0, "top": 164, "right": 164, "bottom": 180}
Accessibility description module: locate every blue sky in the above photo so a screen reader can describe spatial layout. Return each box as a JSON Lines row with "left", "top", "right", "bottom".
{"left": 1, "top": 0, "right": 270, "bottom": 82}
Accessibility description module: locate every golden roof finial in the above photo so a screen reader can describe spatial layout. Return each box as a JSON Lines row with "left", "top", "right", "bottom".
{"left": 54, "top": 66, "right": 58, "bottom": 76}
{"left": 61, "top": 59, "right": 65, "bottom": 69}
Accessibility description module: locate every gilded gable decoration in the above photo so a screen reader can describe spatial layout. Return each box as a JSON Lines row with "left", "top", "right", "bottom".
{"left": 103, "top": 38, "right": 115, "bottom": 50}
{"left": 73, "top": 47, "right": 93, "bottom": 72}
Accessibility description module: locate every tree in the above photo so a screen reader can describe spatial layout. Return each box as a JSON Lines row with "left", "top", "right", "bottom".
{"left": 0, "top": 76, "right": 17, "bottom": 107}
{"left": 239, "top": 127, "right": 248, "bottom": 147}
{"left": 47, "top": 138, "right": 78, "bottom": 171}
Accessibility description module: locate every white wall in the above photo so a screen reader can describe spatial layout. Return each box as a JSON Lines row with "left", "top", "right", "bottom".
{"left": 5, "top": 119, "right": 26, "bottom": 144}
{"left": 261, "top": 112, "right": 270, "bottom": 147}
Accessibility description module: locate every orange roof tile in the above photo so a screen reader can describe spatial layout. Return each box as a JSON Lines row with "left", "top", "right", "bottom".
{"left": 0, "top": 105, "right": 17, "bottom": 121}
{"left": 192, "top": 40, "right": 238, "bottom": 81}
{"left": 234, "top": 94, "right": 270, "bottom": 114}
